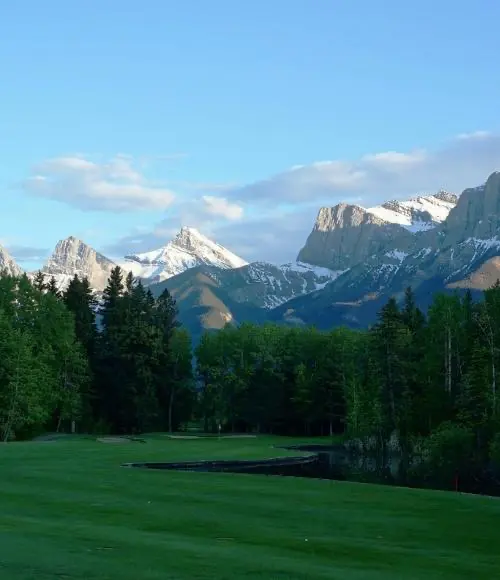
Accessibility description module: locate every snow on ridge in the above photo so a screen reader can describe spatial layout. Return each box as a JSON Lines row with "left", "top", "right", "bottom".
{"left": 462, "top": 236, "right": 500, "bottom": 251}
{"left": 123, "top": 226, "right": 248, "bottom": 282}
{"left": 384, "top": 250, "right": 408, "bottom": 263}
{"left": 241, "top": 260, "right": 348, "bottom": 309}
{"left": 366, "top": 191, "right": 457, "bottom": 233}
{"left": 414, "top": 247, "right": 433, "bottom": 259}
{"left": 280, "top": 261, "right": 342, "bottom": 278}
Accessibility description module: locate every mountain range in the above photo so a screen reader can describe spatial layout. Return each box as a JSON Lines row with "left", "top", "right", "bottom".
{"left": 2, "top": 170, "right": 500, "bottom": 339}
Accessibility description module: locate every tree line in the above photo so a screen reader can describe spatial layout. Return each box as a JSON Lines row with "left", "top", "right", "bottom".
{"left": 0, "top": 267, "right": 194, "bottom": 440}
{"left": 1, "top": 266, "right": 499, "bottom": 486}
{"left": 195, "top": 286, "right": 500, "bottom": 486}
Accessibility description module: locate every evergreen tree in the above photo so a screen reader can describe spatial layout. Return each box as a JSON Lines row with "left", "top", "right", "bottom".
{"left": 100, "top": 266, "right": 124, "bottom": 329}
{"left": 33, "top": 271, "right": 46, "bottom": 292}
{"left": 371, "top": 298, "right": 411, "bottom": 454}
{"left": 96, "top": 266, "right": 127, "bottom": 432}
{"left": 46, "top": 276, "right": 60, "bottom": 297}
{"left": 63, "top": 275, "right": 97, "bottom": 357}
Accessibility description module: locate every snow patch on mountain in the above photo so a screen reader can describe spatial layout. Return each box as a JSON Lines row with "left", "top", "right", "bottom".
{"left": 385, "top": 250, "right": 409, "bottom": 263}
{"left": 280, "top": 261, "right": 342, "bottom": 278}
{"left": 233, "top": 260, "right": 345, "bottom": 309}
{"left": 459, "top": 236, "right": 500, "bottom": 267}
{"left": 368, "top": 191, "right": 458, "bottom": 232}
{"left": 121, "top": 226, "right": 248, "bottom": 282}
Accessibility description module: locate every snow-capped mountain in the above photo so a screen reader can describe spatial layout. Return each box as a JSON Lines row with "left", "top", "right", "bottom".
{"left": 297, "top": 190, "right": 458, "bottom": 271}
{"left": 273, "top": 171, "right": 500, "bottom": 330}
{"left": 203, "top": 260, "right": 344, "bottom": 309}
{"left": 367, "top": 191, "right": 458, "bottom": 232}
{"left": 256, "top": 262, "right": 344, "bottom": 308}
{"left": 120, "top": 226, "right": 248, "bottom": 283}
{"left": 0, "top": 244, "right": 23, "bottom": 277}
{"left": 146, "top": 258, "right": 343, "bottom": 340}
{"left": 41, "top": 236, "right": 117, "bottom": 291}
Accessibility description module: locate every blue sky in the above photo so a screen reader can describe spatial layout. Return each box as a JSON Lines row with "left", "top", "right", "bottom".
{"left": 1, "top": 0, "right": 500, "bottom": 270}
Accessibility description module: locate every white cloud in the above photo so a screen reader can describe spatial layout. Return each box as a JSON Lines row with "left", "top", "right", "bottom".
{"left": 202, "top": 196, "right": 243, "bottom": 220}
{"left": 456, "top": 130, "right": 491, "bottom": 140}
{"left": 362, "top": 150, "right": 427, "bottom": 168}
{"left": 6, "top": 244, "right": 50, "bottom": 263}
{"left": 104, "top": 131, "right": 500, "bottom": 265}
{"left": 21, "top": 155, "right": 176, "bottom": 211}
{"left": 233, "top": 132, "right": 500, "bottom": 206}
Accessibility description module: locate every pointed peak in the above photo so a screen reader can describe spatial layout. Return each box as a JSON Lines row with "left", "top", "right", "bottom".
{"left": 433, "top": 190, "right": 459, "bottom": 204}
{"left": 486, "top": 170, "right": 500, "bottom": 183}
{"left": 172, "top": 226, "right": 214, "bottom": 250}
{"left": 0, "top": 244, "right": 23, "bottom": 276}
{"left": 176, "top": 226, "right": 204, "bottom": 239}
{"left": 179, "top": 226, "right": 199, "bottom": 234}
{"left": 56, "top": 235, "right": 85, "bottom": 247}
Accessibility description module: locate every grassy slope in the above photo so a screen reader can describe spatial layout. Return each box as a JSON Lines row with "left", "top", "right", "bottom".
{"left": 1, "top": 435, "right": 499, "bottom": 580}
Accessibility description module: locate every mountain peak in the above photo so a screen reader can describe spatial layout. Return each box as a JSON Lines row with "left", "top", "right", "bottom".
{"left": 42, "top": 236, "right": 116, "bottom": 291}
{"left": 315, "top": 204, "right": 385, "bottom": 232}
{"left": 173, "top": 226, "right": 212, "bottom": 251}
{"left": 368, "top": 190, "right": 458, "bottom": 232}
{"left": 0, "top": 244, "right": 23, "bottom": 277}
{"left": 297, "top": 189, "right": 458, "bottom": 270}
{"left": 434, "top": 190, "right": 458, "bottom": 204}
{"left": 122, "top": 227, "right": 248, "bottom": 283}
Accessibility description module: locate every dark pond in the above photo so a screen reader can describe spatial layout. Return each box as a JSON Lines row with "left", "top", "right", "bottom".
{"left": 123, "top": 444, "right": 500, "bottom": 497}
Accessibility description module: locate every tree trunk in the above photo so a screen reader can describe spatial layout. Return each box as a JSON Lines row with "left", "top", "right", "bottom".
{"left": 168, "top": 387, "right": 175, "bottom": 433}
{"left": 56, "top": 411, "right": 63, "bottom": 433}
{"left": 445, "top": 328, "right": 452, "bottom": 394}
{"left": 491, "top": 349, "right": 496, "bottom": 416}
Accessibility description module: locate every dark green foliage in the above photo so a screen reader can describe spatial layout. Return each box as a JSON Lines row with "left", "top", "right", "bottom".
{"left": 2, "top": 263, "right": 500, "bottom": 490}
{"left": 0, "top": 274, "right": 88, "bottom": 440}
{"left": 32, "top": 270, "right": 46, "bottom": 292}
{"left": 195, "top": 286, "right": 500, "bottom": 487}
{"left": 46, "top": 275, "right": 60, "bottom": 297}
{"left": 95, "top": 270, "right": 193, "bottom": 434}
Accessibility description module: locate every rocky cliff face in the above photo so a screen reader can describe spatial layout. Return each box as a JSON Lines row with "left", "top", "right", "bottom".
{"left": 296, "top": 191, "right": 458, "bottom": 271}
{"left": 121, "top": 226, "right": 248, "bottom": 283}
{"left": 297, "top": 204, "right": 413, "bottom": 270}
{"left": 42, "top": 236, "right": 117, "bottom": 291}
{"left": 273, "top": 172, "right": 500, "bottom": 328}
{"left": 0, "top": 245, "right": 23, "bottom": 277}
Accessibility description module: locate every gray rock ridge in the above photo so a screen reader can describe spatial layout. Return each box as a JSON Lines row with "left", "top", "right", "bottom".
{"left": 297, "top": 204, "right": 414, "bottom": 270}
{"left": 297, "top": 191, "right": 459, "bottom": 271}
{"left": 42, "top": 236, "right": 117, "bottom": 291}
{"left": 0, "top": 244, "right": 23, "bottom": 277}
{"left": 277, "top": 171, "right": 500, "bottom": 328}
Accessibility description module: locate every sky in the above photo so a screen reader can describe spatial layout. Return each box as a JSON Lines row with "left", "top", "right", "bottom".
{"left": 1, "top": 0, "right": 500, "bottom": 271}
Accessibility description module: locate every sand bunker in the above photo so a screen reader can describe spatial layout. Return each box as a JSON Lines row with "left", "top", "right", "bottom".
{"left": 97, "top": 437, "right": 132, "bottom": 444}
{"left": 165, "top": 434, "right": 257, "bottom": 439}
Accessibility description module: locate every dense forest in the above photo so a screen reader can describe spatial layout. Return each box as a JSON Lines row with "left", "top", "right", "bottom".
{"left": 1, "top": 266, "right": 499, "bottom": 490}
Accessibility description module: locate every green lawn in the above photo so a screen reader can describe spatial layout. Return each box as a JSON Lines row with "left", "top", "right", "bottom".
{"left": 1, "top": 435, "right": 499, "bottom": 580}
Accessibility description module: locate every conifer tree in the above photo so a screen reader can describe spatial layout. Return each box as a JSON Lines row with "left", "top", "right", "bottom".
{"left": 33, "top": 271, "right": 46, "bottom": 292}
{"left": 46, "top": 276, "right": 60, "bottom": 297}
{"left": 96, "top": 266, "right": 127, "bottom": 432}
{"left": 63, "top": 275, "right": 97, "bottom": 357}
{"left": 371, "top": 298, "right": 411, "bottom": 454}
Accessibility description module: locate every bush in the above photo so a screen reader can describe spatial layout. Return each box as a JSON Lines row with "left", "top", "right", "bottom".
{"left": 490, "top": 432, "right": 500, "bottom": 466}
{"left": 414, "top": 422, "right": 475, "bottom": 489}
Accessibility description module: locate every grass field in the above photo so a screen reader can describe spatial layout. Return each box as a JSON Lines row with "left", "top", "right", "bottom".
{"left": 1, "top": 434, "right": 499, "bottom": 580}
